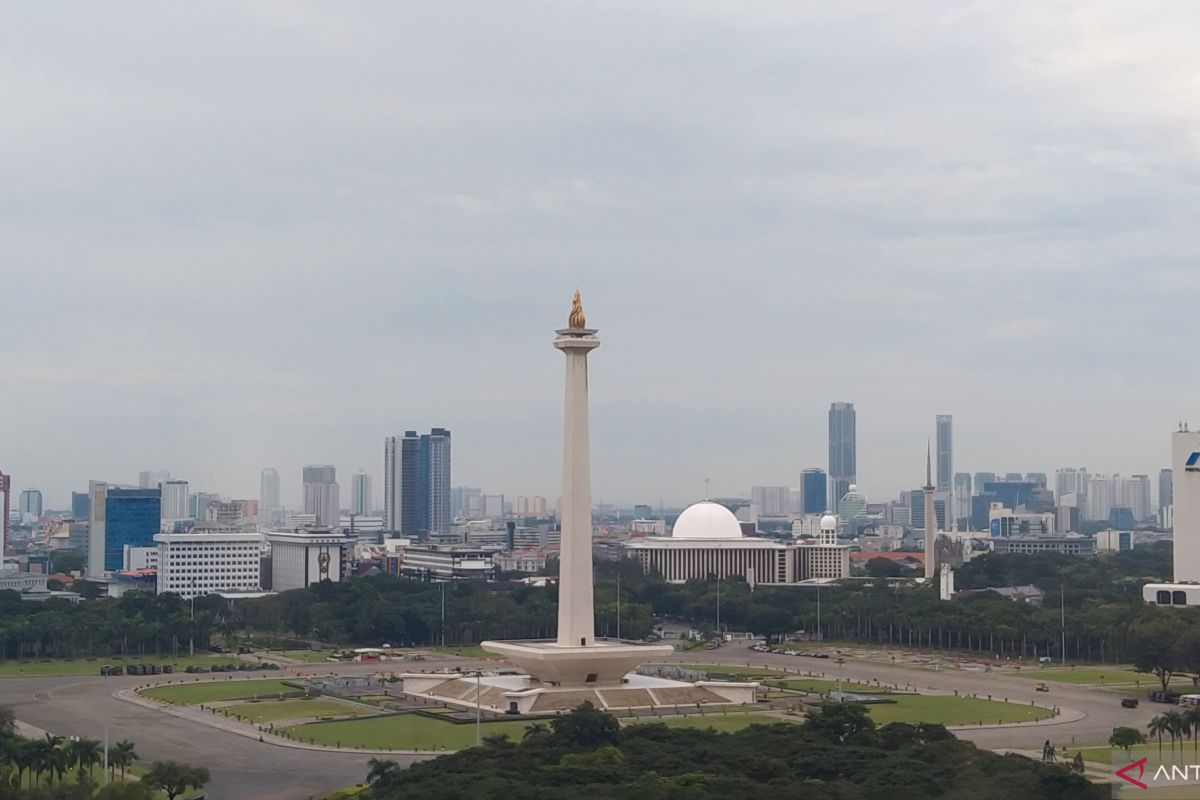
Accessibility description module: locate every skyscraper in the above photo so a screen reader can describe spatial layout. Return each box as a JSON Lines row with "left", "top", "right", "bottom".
{"left": 1160, "top": 468, "right": 1174, "bottom": 517}
{"left": 385, "top": 430, "right": 450, "bottom": 536}
{"left": 0, "top": 472, "right": 11, "bottom": 555}
{"left": 923, "top": 446, "right": 937, "bottom": 580}
{"left": 71, "top": 491, "right": 90, "bottom": 520}
{"left": 160, "top": 480, "right": 189, "bottom": 525}
{"left": 351, "top": 471, "right": 371, "bottom": 516}
{"left": 800, "top": 468, "right": 827, "bottom": 515}
{"left": 422, "top": 428, "right": 452, "bottom": 535}
{"left": 89, "top": 484, "right": 160, "bottom": 574}
{"left": 18, "top": 489, "right": 43, "bottom": 519}
{"left": 935, "top": 415, "right": 952, "bottom": 491}
{"left": 953, "top": 472, "right": 972, "bottom": 524}
{"left": 260, "top": 468, "right": 280, "bottom": 527}
{"left": 302, "top": 465, "right": 339, "bottom": 527}
{"left": 138, "top": 470, "right": 170, "bottom": 489}
{"left": 828, "top": 402, "right": 856, "bottom": 509}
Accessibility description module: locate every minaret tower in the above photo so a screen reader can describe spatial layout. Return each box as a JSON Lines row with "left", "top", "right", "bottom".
{"left": 554, "top": 290, "right": 600, "bottom": 647}
{"left": 924, "top": 443, "right": 938, "bottom": 580}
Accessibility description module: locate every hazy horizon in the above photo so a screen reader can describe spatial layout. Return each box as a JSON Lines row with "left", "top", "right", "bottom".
{"left": 3, "top": 3, "right": 1196, "bottom": 510}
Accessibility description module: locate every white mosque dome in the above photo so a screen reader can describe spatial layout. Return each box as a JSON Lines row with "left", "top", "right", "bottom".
{"left": 671, "top": 501, "right": 744, "bottom": 539}
{"left": 820, "top": 514, "right": 839, "bottom": 531}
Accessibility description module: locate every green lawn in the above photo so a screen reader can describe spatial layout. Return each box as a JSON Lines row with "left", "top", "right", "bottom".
{"left": 141, "top": 679, "right": 301, "bottom": 705}
{"left": 865, "top": 695, "right": 1053, "bottom": 726}
{"left": 289, "top": 713, "right": 534, "bottom": 750}
{"left": 676, "top": 664, "right": 786, "bottom": 679}
{"left": 434, "top": 645, "right": 489, "bottom": 658}
{"left": 629, "top": 713, "right": 796, "bottom": 733}
{"left": 770, "top": 677, "right": 887, "bottom": 694}
{"left": 1013, "top": 668, "right": 1155, "bottom": 685}
{"left": 1076, "top": 742, "right": 1200, "bottom": 766}
{"left": 0, "top": 654, "right": 250, "bottom": 678}
{"left": 223, "top": 698, "right": 372, "bottom": 723}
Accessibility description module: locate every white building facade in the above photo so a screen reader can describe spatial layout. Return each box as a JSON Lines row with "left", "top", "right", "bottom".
{"left": 155, "top": 527, "right": 263, "bottom": 599}
{"left": 266, "top": 528, "right": 349, "bottom": 592}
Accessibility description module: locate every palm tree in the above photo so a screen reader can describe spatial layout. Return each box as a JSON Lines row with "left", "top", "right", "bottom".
{"left": 11, "top": 738, "right": 33, "bottom": 789}
{"left": 68, "top": 738, "right": 103, "bottom": 779}
{"left": 109, "top": 740, "right": 138, "bottom": 780}
{"left": 28, "top": 737, "right": 56, "bottom": 786}
{"left": 366, "top": 757, "right": 400, "bottom": 788}
{"left": 1185, "top": 707, "right": 1200, "bottom": 756}
{"left": 1164, "top": 710, "right": 1186, "bottom": 755}
{"left": 522, "top": 722, "right": 550, "bottom": 741}
{"left": 1149, "top": 715, "right": 1169, "bottom": 756}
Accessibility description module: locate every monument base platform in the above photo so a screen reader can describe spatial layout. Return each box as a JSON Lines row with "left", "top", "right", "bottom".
{"left": 480, "top": 638, "right": 674, "bottom": 685}
{"left": 399, "top": 670, "right": 758, "bottom": 716}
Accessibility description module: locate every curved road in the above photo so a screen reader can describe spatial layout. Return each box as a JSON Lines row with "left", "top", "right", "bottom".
{"left": 0, "top": 649, "right": 1152, "bottom": 797}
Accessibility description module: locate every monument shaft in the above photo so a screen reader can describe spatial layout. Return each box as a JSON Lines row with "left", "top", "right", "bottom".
{"left": 555, "top": 329, "right": 599, "bottom": 646}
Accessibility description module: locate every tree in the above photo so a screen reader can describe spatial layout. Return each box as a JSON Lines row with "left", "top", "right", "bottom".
{"left": 109, "top": 740, "right": 138, "bottom": 780}
{"left": 865, "top": 557, "right": 904, "bottom": 579}
{"left": 66, "top": 737, "right": 102, "bottom": 778}
{"left": 801, "top": 703, "right": 878, "bottom": 745}
{"left": 366, "top": 758, "right": 401, "bottom": 789}
{"left": 550, "top": 703, "right": 622, "bottom": 749}
{"left": 1130, "top": 617, "right": 1188, "bottom": 691}
{"left": 0, "top": 705, "right": 14, "bottom": 734}
{"left": 1149, "top": 716, "right": 1169, "bottom": 756}
{"left": 1108, "top": 726, "right": 1145, "bottom": 758}
{"left": 141, "top": 760, "right": 211, "bottom": 800}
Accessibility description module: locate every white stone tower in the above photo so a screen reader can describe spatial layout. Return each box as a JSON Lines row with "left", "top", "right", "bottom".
{"left": 554, "top": 289, "right": 600, "bottom": 646}
{"left": 924, "top": 443, "right": 938, "bottom": 580}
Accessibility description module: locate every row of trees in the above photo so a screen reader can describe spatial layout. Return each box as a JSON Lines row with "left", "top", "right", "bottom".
{"left": 362, "top": 702, "right": 1102, "bottom": 799}
{"left": 0, "top": 544, "right": 1180, "bottom": 673}
{"left": 0, "top": 709, "right": 208, "bottom": 800}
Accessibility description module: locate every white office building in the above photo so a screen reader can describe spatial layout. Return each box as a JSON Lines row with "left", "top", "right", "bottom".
{"left": 155, "top": 525, "right": 263, "bottom": 599}
{"left": 265, "top": 528, "right": 349, "bottom": 592}
{"left": 160, "top": 480, "right": 190, "bottom": 527}
{"left": 401, "top": 544, "right": 499, "bottom": 581}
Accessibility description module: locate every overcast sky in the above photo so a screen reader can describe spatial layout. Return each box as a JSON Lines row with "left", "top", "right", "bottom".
{"left": 3, "top": 2, "right": 1198, "bottom": 511}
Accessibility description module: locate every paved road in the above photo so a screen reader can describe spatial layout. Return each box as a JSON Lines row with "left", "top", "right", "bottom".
{"left": 0, "top": 649, "right": 1154, "bottom": 797}
{"left": 667, "top": 647, "right": 1158, "bottom": 751}
{"left": 0, "top": 667, "right": 436, "bottom": 800}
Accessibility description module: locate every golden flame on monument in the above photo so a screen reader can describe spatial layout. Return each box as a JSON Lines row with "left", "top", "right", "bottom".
{"left": 568, "top": 289, "right": 587, "bottom": 329}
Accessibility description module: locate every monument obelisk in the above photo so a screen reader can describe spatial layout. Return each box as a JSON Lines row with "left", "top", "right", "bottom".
{"left": 555, "top": 290, "right": 600, "bottom": 647}
{"left": 924, "top": 443, "right": 938, "bottom": 580}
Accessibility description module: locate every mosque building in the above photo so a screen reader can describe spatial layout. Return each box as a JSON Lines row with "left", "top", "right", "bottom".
{"left": 624, "top": 501, "right": 849, "bottom": 584}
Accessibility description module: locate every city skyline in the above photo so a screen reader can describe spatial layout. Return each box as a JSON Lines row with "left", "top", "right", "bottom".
{"left": 4, "top": 4, "right": 1196, "bottom": 509}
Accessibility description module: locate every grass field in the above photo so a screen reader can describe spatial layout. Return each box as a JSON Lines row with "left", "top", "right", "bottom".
{"left": 261, "top": 649, "right": 336, "bottom": 664}
{"left": 223, "top": 698, "right": 372, "bottom": 723}
{"left": 1076, "top": 742, "right": 1200, "bottom": 766}
{"left": 865, "top": 695, "right": 1053, "bottom": 726}
{"left": 290, "top": 713, "right": 534, "bottom": 750}
{"left": 0, "top": 655, "right": 249, "bottom": 678}
{"left": 435, "top": 645, "right": 489, "bottom": 658}
{"left": 676, "top": 664, "right": 786, "bottom": 679}
{"left": 770, "top": 677, "right": 888, "bottom": 694}
{"left": 141, "top": 679, "right": 300, "bottom": 705}
{"left": 1013, "top": 668, "right": 1153, "bottom": 685}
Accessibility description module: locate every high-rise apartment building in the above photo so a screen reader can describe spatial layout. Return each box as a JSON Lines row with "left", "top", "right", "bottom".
{"left": 953, "top": 472, "right": 972, "bottom": 524}
{"left": 160, "top": 480, "right": 189, "bottom": 526}
{"left": 514, "top": 496, "right": 549, "bottom": 516}
{"left": 302, "top": 465, "right": 340, "bottom": 527}
{"left": 751, "top": 486, "right": 790, "bottom": 517}
{"left": 828, "top": 402, "right": 856, "bottom": 509}
{"left": 138, "top": 470, "right": 170, "bottom": 489}
{"left": 422, "top": 428, "right": 452, "bottom": 535}
{"left": 800, "top": 468, "right": 827, "bottom": 515}
{"left": 1056, "top": 468, "right": 1089, "bottom": 503}
{"left": 935, "top": 415, "right": 953, "bottom": 491}
{"left": 189, "top": 492, "right": 217, "bottom": 520}
{"left": 1085, "top": 474, "right": 1152, "bottom": 522}
{"left": 260, "top": 468, "right": 280, "bottom": 527}
{"left": 18, "top": 489, "right": 43, "bottom": 519}
{"left": 351, "top": 471, "right": 371, "bottom": 516}
{"left": 384, "top": 430, "right": 451, "bottom": 535}
{"left": 1160, "top": 468, "right": 1174, "bottom": 518}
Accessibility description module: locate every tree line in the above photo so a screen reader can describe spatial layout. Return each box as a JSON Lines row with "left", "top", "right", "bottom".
{"left": 361, "top": 701, "right": 1101, "bottom": 799}
{"left": 0, "top": 708, "right": 208, "bottom": 800}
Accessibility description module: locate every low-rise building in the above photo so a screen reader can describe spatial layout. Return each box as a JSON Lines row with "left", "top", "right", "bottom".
{"left": 1095, "top": 529, "right": 1135, "bottom": 552}
{"left": 992, "top": 535, "right": 1095, "bottom": 556}
{"left": 401, "top": 544, "right": 498, "bottom": 581}
{"left": 265, "top": 528, "right": 350, "bottom": 591}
